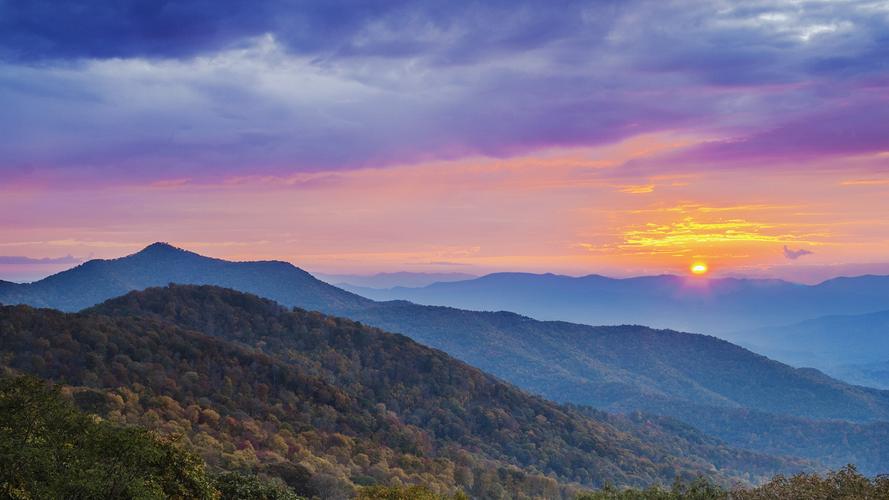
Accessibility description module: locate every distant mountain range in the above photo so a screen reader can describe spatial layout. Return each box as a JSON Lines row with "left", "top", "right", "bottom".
{"left": 4, "top": 243, "right": 889, "bottom": 473}
{"left": 831, "top": 361, "right": 889, "bottom": 391}
{"left": 313, "top": 271, "right": 477, "bottom": 290}
{"left": 339, "top": 272, "right": 889, "bottom": 335}
{"left": 1, "top": 285, "right": 803, "bottom": 494}
{"left": 736, "top": 309, "right": 889, "bottom": 388}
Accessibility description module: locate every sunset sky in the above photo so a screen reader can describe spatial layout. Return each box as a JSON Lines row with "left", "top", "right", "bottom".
{"left": 2, "top": 1, "right": 888, "bottom": 282}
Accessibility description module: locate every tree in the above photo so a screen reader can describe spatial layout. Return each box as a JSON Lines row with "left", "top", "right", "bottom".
{"left": 0, "top": 376, "right": 216, "bottom": 499}
{"left": 213, "top": 471, "right": 303, "bottom": 500}
{"left": 357, "top": 484, "right": 469, "bottom": 500}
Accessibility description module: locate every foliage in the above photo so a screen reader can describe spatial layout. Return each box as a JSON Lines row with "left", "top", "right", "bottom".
{"left": 2, "top": 285, "right": 887, "bottom": 499}
{"left": 0, "top": 375, "right": 217, "bottom": 500}
{"left": 213, "top": 471, "right": 304, "bottom": 500}
{"left": 357, "top": 484, "right": 469, "bottom": 499}
{"left": 577, "top": 466, "right": 889, "bottom": 500}
{"left": 732, "top": 465, "right": 889, "bottom": 500}
{"left": 578, "top": 478, "right": 727, "bottom": 499}
{"left": 3, "top": 292, "right": 602, "bottom": 498}
{"left": 0, "top": 284, "right": 816, "bottom": 497}
{"left": 90, "top": 285, "right": 808, "bottom": 487}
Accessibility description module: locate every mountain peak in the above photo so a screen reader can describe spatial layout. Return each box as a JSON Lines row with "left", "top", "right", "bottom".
{"left": 139, "top": 242, "right": 181, "bottom": 254}
{"left": 120, "top": 242, "right": 204, "bottom": 264}
{"left": 129, "top": 242, "right": 199, "bottom": 260}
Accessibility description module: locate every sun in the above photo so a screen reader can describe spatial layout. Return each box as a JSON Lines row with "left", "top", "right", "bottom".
{"left": 690, "top": 262, "right": 708, "bottom": 275}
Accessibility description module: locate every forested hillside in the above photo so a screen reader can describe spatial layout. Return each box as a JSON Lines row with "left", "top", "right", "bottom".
{"left": 6, "top": 244, "right": 889, "bottom": 424}
{"left": 0, "top": 286, "right": 805, "bottom": 498}
{"left": 1, "top": 375, "right": 876, "bottom": 499}
{"left": 0, "top": 376, "right": 311, "bottom": 499}
{"left": 338, "top": 302, "right": 889, "bottom": 423}
{"left": 7, "top": 244, "right": 889, "bottom": 474}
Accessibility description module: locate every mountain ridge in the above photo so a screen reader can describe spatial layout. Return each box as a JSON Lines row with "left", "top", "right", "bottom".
{"left": 314, "top": 271, "right": 477, "bottom": 290}
{"left": 1, "top": 285, "right": 808, "bottom": 495}
{"left": 736, "top": 308, "right": 889, "bottom": 386}
{"left": 5, "top": 244, "right": 889, "bottom": 426}
{"left": 5, "top": 243, "right": 889, "bottom": 473}
{"left": 343, "top": 271, "right": 889, "bottom": 334}
{"left": 0, "top": 242, "right": 371, "bottom": 313}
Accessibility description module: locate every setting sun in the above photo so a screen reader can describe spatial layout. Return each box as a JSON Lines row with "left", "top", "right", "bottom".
{"left": 691, "top": 262, "right": 708, "bottom": 275}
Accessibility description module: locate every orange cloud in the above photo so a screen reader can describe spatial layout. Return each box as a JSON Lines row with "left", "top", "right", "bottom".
{"left": 619, "top": 184, "right": 656, "bottom": 194}
{"left": 3, "top": 131, "right": 889, "bottom": 279}
{"left": 840, "top": 178, "right": 889, "bottom": 186}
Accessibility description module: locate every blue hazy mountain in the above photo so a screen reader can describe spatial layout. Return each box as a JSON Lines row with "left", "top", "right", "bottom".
{"left": 348, "top": 272, "right": 889, "bottom": 334}
{"left": 6, "top": 243, "right": 889, "bottom": 472}
{"left": 830, "top": 361, "right": 889, "bottom": 391}
{"left": 313, "top": 271, "right": 477, "bottom": 289}
{"left": 736, "top": 309, "right": 889, "bottom": 387}
{"left": 0, "top": 242, "right": 371, "bottom": 313}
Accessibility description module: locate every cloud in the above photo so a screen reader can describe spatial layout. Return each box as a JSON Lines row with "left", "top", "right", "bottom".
{"left": 0, "top": 1, "right": 622, "bottom": 62}
{"left": 783, "top": 245, "right": 814, "bottom": 260}
{"left": 415, "top": 261, "right": 473, "bottom": 267}
{"left": 677, "top": 98, "right": 889, "bottom": 164}
{"left": 841, "top": 178, "right": 889, "bottom": 186}
{"left": 0, "top": 255, "right": 82, "bottom": 265}
{"left": 619, "top": 184, "right": 655, "bottom": 194}
{"left": 0, "top": 0, "right": 887, "bottom": 182}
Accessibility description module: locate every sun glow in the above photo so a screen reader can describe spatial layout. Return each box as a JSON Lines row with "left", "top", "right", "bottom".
{"left": 690, "top": 262, "right": 708, "bottom": 275}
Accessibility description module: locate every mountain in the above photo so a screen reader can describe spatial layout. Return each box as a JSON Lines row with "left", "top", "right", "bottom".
{"left": 0, "top": 286, "right": 803, "bottom": 496}
{"left": 830, "top": 361, "right": 889, "bottom": 391}
{"left": 340, "top": 303, "right": 889, "bottom": 424}
{"left": 5, "top": 244, "right": 889, "bottom": 421}
{"left": 0, "top": 279, "right": 20, "bottom": 294}
{"left": 0, "top": 242, "right": 370, "bottom": 313}
{"left": 313, "top": 272, "right": 477, "bottom": 290}
{"left": 6, "top": 244, "right": 889, "bottom": 472}
{"left": 347, "top": 272, "right": 889, "bottom": 335}
{"left": 735, "top": 309, "right": 889, "bottom": 386}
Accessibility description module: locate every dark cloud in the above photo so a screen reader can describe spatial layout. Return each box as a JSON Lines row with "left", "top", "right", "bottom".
{"left": 0, "top": 1, "right": 887, "bottom": 180}
{"left": 0, "top": 0, "right": 620, "bottom": 63}
{"left": 783, "top": 246, "right": 814, "bottom": 260}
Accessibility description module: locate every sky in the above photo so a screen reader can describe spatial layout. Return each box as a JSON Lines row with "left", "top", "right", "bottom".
{"left": 1, "top": 0, "right": 888, "bottom": 283}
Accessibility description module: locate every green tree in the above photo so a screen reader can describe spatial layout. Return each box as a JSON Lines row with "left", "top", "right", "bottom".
{"left": 576, "top": 478, "right": 727, "bottom": 500}
{"left": 0, "top": 376, "right": 216, "bottom": 499}
{"left": 213, "top": 471, "right": 303, "bottom": 500}
{"left": 732, "top": 465, "right": 889, "bottom": 500}
{"left": 358, "top": 484, "right": 469, "bottom": 500}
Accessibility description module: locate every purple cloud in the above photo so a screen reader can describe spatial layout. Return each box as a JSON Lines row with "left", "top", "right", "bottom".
{"left": 0, "top": 255, "right": 82, "bottom": 265}
{"left": 680, "top": 98, "right": 889, "bottom": 164}
{"left": 0, "top": 1, "right": 887, "bottom": 182}
{"left": 783, "top": 246, "right": 814, "bottom": 260}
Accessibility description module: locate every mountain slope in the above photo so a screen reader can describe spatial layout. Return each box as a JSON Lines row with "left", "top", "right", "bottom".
{"left": 313, "top": 272, "right": 477, "bottom": 290}
{"left": 1, "top": 286, "right": 802, "bottom": 495}
{"left": 5, "top": 244, "right": 888, "bottom": 422}
{"left": 6, "top": 244, "right": 889, "bottom": 472}
{"left": 0, "top": 242, "right": 370, "bottom": 313}
{"left": 358, "top": 299, "right": 889, "bottom": 472}
{"left": 736, "top": 309, "right": 889, "bottom": 386}
{"left": 735, "top": 311, "right": 889, "bottom": 390}
{"left": 345, "top": 272, "right": 889, "bottom": 335}
{"left": 337, "top": 302, "right": 889, "bottom": 423}
{"left": 830, "top": 361, "right": 889, "bottom": 391}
